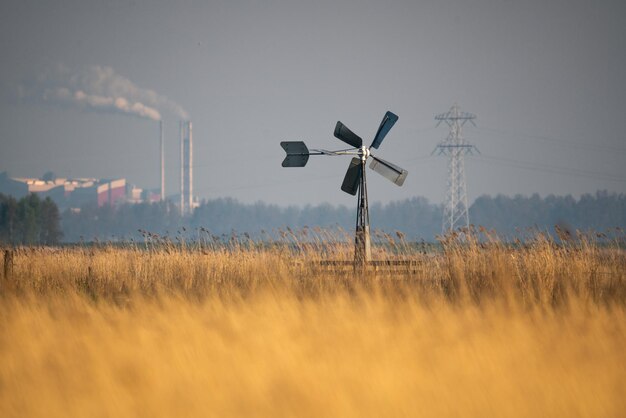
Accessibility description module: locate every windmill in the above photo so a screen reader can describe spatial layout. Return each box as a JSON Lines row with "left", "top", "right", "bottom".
{"left": 281, "top": 111, "right": 408, "bottom": 265}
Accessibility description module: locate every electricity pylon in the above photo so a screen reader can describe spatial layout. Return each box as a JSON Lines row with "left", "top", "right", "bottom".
{"left": 433, "top": 103, "right": 478, "bottom": 234}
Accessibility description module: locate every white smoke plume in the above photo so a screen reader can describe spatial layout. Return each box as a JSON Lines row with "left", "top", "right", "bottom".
{"left": 19, "top": 64, "right": 188, "bottom": 121}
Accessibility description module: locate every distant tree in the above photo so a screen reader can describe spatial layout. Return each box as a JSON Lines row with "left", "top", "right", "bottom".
{"left": 16, "top": 194, "right": 40, "bottom": 244}
{"left": 61, "top": 200, "right": 180, "bottom": 242}
{"left": 0, "top": 194, "right": 18, "bottom": 243}
{"left": 56, "top": 191, "right": 625, "bottom": 243}
{"left": 42, "top": 171, "right": 56, "bottom": 182}
{"left": 469, "top": 191, "right": 625, "bottom": 238}
{"left": 40, "top": 197, "right": 63, "bottom": 244}
{"left": 0, "top": 193, "right": 62, "bottom": 245}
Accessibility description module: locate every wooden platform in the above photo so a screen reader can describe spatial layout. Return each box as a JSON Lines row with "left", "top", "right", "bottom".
{"left": 308, "top": 259, "right": 423, "bottom": 274}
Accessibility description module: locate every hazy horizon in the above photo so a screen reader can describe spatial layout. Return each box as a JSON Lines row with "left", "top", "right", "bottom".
{"left": 1, "top": 0, "right": 625, "bottom": 207}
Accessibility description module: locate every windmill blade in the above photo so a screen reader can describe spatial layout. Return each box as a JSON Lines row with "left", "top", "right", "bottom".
{"left": 369, "top": 155, "right": 408, "bottom": 186}
{"left": 281, "top": 141, "right": 310, "bottom": 167}
{"left": 341, "top": 157, "right": 362, "bottom": 195}
{"left": 370, "top": 111, "right": 398, "bottom": 149}
{"left": 334, "top": 121, "right": 363, "bottom": 148}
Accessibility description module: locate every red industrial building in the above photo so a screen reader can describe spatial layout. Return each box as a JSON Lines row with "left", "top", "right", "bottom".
{"left": 96, "top": 179, "right": 126, "bottom": 207}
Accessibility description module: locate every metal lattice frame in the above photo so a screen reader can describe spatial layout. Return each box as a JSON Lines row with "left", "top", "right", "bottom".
{"left": 355, "top": 158, "right": 371, "bottom": 264}
{"left": 433, "top": 103, "right": 478, "bottom": 234}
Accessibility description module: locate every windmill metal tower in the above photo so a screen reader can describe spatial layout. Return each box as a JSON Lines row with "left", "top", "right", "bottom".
{"left": 433, "top": 103, "right": 478, "bottom": 234}
{"left": 281, "top": 111, "right": 408, "bottom": 265}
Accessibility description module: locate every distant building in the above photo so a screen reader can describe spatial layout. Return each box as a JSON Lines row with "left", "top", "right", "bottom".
{"left": 0, "top": 172, "right": 158, "bottom": 210}
{"left": 126, "top": 185, "right": 161, "bottom": 205}
{"left": 96, "top": 179, "right": 126, "bottom": 207}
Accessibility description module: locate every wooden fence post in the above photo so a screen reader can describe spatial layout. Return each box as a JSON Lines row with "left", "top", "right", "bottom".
{"left": 3, "top": 249, "right": 14, "bottom": 280}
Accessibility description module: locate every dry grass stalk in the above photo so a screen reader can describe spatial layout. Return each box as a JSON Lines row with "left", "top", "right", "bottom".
{"left": 0, "top": 231, "right": 624, "bottom": 417}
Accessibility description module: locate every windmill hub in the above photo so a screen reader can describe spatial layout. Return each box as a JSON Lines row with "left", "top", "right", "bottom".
{"left": 359, "top": 146, "right": 370, "bottom": 161}
{"left": 280, "top": 111, "right": 408, "bottom": 265}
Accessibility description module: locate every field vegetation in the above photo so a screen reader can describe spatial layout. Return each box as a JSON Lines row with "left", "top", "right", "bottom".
{"left": 1, "top": 229, "right": 625, "bottom": 417}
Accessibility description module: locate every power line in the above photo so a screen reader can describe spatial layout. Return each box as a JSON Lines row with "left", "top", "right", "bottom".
{"left": 472, "top": 154, "right": 626, "bottom": 183}
{"left": 476, "top": 126, "right": 626, "bottom": 155}
{"left": 399, "top": 154, "right": 434, "bottom": 163}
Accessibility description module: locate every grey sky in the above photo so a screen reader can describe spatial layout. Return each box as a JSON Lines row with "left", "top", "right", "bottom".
{"left": 1, "top": 0, "right": 625, "bottom": 207}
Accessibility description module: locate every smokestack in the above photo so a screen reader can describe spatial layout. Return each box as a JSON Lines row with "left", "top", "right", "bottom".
{"left": 160, "top": 120, "right": 165, "bottom": 201}
{"left": 180, "top": 120, "right": 193, "bottom": 215}
{"left": 180, "top": 121, "right": 183, "bottom": 213}
{"left": 188, "top": 121, "right": 193, "bottom": 212}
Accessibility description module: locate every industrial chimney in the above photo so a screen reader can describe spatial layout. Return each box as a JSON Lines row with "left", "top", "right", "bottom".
{"left": 160, "top": 120, "right": 165, "bottom": 201}
{"left": 180, "top": 120, "right": 193, "bottom": 215}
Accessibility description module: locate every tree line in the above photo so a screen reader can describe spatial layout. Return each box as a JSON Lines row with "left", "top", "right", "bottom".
{"left": 0, "top": 193, "right": 62, "bottom": 245}
{"left": 59, "top": 191, "right": 625, "bottom": 243}
{"left": 470, "top": 191, "right": 625, "bottom": 237}
{"left": 2, "top": 191, "right": 623, "bottom": 244}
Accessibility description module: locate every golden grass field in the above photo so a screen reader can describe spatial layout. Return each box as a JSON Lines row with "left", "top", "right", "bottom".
{"left": 1, "top": 231, "right": 625, "bottom": 417}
